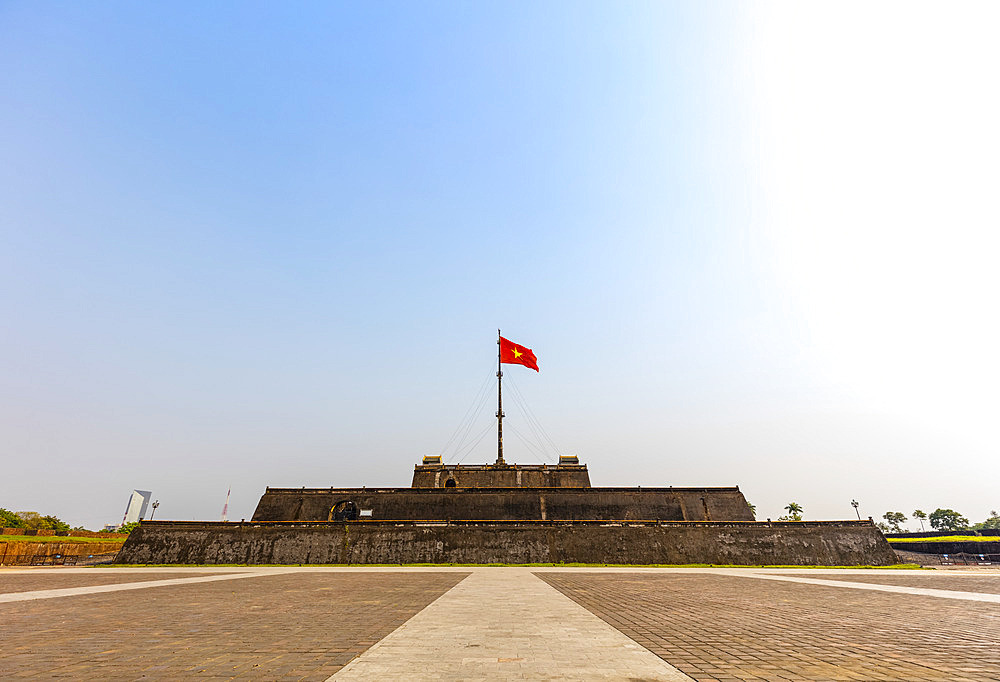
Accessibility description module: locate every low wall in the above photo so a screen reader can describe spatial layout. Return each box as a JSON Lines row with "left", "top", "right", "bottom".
{"left": 0, "top": 541, "right": 125, "bottom": 566}
{"left": 886, "top": 540, "right": 1000, "bottom": 555}
{"left": 252, "top": 487, "right": 754, "bottom": 522}
{"left": 2, "top": 528, "right": 57, "bottom": 536}
{"left": 1, "top": 528, "right": 128, "bottom": 539}
{"left": 884, "top": 530, "right": 1000, "bottom": 538}
{"left": 116, "top": 520, "right": 897, "bottom": 566}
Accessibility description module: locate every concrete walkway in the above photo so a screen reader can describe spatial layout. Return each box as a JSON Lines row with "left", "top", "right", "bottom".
{"left": 329, "top": 568, "right": 693, "bottom": 681}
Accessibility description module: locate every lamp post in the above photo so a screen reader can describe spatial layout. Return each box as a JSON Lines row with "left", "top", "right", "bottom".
{"left": 851, "top": 499, "right": 860, "bottom": 520}
{"left": 150, "top": 500, "right": 160, "bottom": 520}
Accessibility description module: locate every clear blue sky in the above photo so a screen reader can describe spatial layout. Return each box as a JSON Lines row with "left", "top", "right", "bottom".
{"left": 2, "top": 2, "right": 997, "bottom": 529}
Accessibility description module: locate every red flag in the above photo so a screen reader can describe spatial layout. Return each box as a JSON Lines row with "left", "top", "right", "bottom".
{"left": 500, "top": 336, "right": 539, "bottom": 372}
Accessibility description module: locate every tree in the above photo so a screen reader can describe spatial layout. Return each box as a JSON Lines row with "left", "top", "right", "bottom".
{"left": 973, "top": 511, "right": 1000, "bottom": 531}
{"left": 747, "top": 502, "right": 757, "bottom": 519}
{"left": 14, "top": 511, "right": 70, "bottom": 531}
{"left": 882, "top": 511, "right": 907, "bottom": 533}
{"left": 41, "top": 515, "right": 70, "bottom": 532}
{"left": 15, "top": 511, "right": 45, "bottom": 529}
{"left": 929, "top": 508, "right": 969, "bottom": 532}
{"left": 118, "top": 521, "right": 140, "bottom": 535}
{"left": 912, "top": 509, "right": 927, "bottom": 531}
{"left": 779, "top": 502, "right": 803, "bottom": 521}
{"left": 1, "top": 507, "right": 24, "bottom": 528}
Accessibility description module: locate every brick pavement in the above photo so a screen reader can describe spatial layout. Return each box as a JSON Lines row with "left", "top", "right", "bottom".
{"left": 0, "top": 571, "right": 466, "bottom": 680}
{"left": 4, "top": 567, "right": 1000, "bottom": 681}
{"left": 0, "top": 571, "right": 226, "bottom": 594}
{"left": 538, "top": 572, "right": 1000, "bottom": 682}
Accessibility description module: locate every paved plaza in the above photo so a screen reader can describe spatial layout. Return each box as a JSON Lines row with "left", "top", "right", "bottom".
{"left": 1, "top": 566, "right": 998, "bottom": 681}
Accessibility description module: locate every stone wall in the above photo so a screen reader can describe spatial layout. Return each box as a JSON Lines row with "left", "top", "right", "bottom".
{"left": 251, "top": 487, "right": 754, "bottom": 522}
{"left": 116, "top": 520, "right": 897, "bottom": 566}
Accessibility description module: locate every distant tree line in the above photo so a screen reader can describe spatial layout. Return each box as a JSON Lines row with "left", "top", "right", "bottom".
{"left": 747, "top": 503, "right": 998, "bottom": 532}
{"left": 877, "top": 508, "right": 1000, "bottom": 533}
{"left": 0, "top": 507, "right": 99, "bottom": 533}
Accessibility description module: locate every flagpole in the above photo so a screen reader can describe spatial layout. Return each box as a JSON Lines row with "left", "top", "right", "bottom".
{"left": 496, "top": 329, "right": 504, "bottom": 465}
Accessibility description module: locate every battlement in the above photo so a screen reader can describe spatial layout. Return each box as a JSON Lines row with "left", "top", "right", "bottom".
{"left": 411, "top": 459, "right": 591, "bottom": 488}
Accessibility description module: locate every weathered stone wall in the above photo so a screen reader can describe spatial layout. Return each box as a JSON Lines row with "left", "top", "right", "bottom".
{"left": 251, "top": 487, "right": 754, "bottom": 522}
{"left": 116, "top": 520, "right": 897, "bottom": 566}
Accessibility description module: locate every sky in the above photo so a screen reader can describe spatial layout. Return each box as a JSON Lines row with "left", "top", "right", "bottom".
{"left": 1, "top": 1, "right": 997, "bottom": 530}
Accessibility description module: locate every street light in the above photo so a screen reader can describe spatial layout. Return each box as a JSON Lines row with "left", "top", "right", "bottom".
{"left": 150, "top": 500, "right": 160, "bottom": 520}
{"left": 851, "top": 499, "right": 860, "bottom": 520}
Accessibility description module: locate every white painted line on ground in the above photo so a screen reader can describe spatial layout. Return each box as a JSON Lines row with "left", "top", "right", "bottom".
{"left": 0, "top": 570, "right": 289, "bottom": 603}
{"left": 734, "top": 572, "right": 1000, "bottom": 603}
{"left": 329, "top": 568, "right": 693, "bottom": 681}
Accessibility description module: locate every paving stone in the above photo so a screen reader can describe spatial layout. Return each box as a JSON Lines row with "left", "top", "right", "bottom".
{"left": 0, "top": 571, "right": 466, "bottom": 680}
{"left": 6, "top": 567, "right": 1000, "bottom": 681}
{"left": 538, "top": 572, "right": 1000, "bottom": 682}
{"left": 0, "top": 571, "right": 226, "bottom": 594}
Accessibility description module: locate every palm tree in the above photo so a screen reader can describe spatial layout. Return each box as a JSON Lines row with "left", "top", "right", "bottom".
{"left": 784, "top": 502, "right": 803, "bottom": 521}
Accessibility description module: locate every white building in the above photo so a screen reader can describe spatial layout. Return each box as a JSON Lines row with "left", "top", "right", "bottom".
{"left": 121, "top": 490, "right": 152, "bottom": 526}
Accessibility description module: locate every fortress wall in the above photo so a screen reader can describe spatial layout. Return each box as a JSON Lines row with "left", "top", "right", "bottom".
{"left": 116, "top": 520, "right": 898, "bottom": 566}
{"left": 250, "top": 487, "right": 755, "bottom": 522}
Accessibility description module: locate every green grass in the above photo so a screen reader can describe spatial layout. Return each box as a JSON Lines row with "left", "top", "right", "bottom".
{"left": 887, "top": 535, "right": 997, "bottom": 543}
{"left": 0, "top": 535, "right": 127, "bottom": 544}
{"left": 110, "top": 562, "right": 925, "bottom": 569}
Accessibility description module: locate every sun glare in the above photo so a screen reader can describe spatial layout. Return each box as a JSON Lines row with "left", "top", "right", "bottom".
{"left": 751, "top": 2, "right": 1000, "bottom": 450}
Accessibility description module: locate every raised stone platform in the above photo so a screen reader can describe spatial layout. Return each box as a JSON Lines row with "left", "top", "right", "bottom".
{"left": 251, "top": 486, "right": 755, "bottom": 522}
{"left": 114, "top": 519, "right": 898, "bottom": 566}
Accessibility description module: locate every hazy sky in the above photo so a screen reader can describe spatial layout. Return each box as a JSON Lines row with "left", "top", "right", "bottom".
{"left": 2, "top": 2, "right": 997, "bottom": 529}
